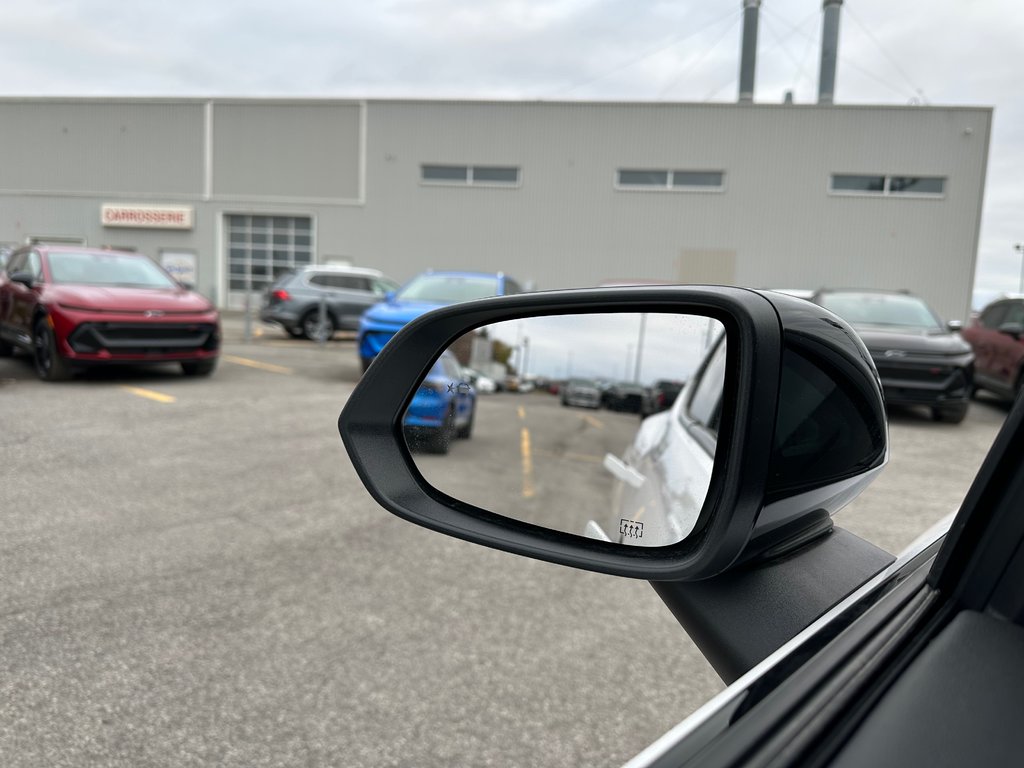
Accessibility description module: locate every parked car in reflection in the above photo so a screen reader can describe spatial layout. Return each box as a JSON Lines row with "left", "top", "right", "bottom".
{"left": 809, "top": 288, "right": 973, "bottom": 423}
{"left": 0, "top": 245, "right": 220, "bottom": 381}
{"left": 357, "top": 270, "right": 522, "bottom": 372}
{"left": 602, "top": 381, "right": 647, "bottom": 413}
{"left": 260, "top": 264, "right": 398, "bottom": 340}
{"left": 560, "top": 377, "right": 602, "bottom": 408}
{"left": 462, "top": 366, "right": 497, "bottom": 394}
{"left": 404, "top": 351, "right": 476, "bottom": 455}
{"left": 640, "top": 378, "right": 686, "bottom": 418}
{"left": 599, "top": 335, "right": 726, "bottom": 545}
{"left": 961, "top": 296, "right": 1024, "bottom": 402}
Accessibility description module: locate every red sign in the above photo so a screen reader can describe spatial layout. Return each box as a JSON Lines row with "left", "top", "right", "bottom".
{"left": 101, "top": 204, "right": 194, "bottom": 230}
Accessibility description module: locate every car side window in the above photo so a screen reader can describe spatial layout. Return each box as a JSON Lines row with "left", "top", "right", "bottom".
{"left": 336, "top": 276, "right": 369, "bottom": 291}
{"left": 1003, "top": 302, "right": 1024, "bottom": 326}
{"left": 28, "top": 251, "right": 44, "bottom": 281}
{"left": 981, "top": 303, "right": 1009, "bottom": 328}
{"left": 684, "top": 337, "right": 726, "bottom": 434}
{"left": 308, "top": 274, "right": 331, "bottom": 288}
{"left": 5, "top": 251, "right": 27, "bottom": 275}
{"left": 441, "top": 356, "right": 462, "bottom": 381}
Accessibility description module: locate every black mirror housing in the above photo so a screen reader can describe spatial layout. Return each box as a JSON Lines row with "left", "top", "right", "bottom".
{"left": 338, "top": 286, "right": 886, "bottom": 582}
{"left": 9, "top": 270, "right": 35, "bottom": 288}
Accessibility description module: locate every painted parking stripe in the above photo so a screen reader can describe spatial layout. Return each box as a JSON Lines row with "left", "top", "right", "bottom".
{"left": 581, "top": 413, "right": 604, "bottom": 429}
{"left": 222, "top": 355, "right": 293, "bottom": 375}
{"left": 121, "top": 386, "right": 176, "bottom": 404}
{"left": 521, "top": 427, "right": 535, "bottom": 499}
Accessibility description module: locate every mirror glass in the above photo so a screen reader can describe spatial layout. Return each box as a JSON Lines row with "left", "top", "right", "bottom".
{"left": 403, "top": 312, "right": 726, "bottom": 547}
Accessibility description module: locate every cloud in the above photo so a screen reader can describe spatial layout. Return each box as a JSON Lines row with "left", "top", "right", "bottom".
{"left": 0, "top": 0, "right": 1020, "bottom": 293}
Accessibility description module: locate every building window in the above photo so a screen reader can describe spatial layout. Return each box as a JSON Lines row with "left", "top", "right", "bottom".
{"left": 617, "top": 169, "right": 724, "bottom": 191}
{"left": 226, "top": 214, "right": 313, "bottom": 293}
{"left": 421, "top": 164, "right": 520, "bottom": 186}
{"left": 830, "top": 174, "right": 945, "bottom": 196}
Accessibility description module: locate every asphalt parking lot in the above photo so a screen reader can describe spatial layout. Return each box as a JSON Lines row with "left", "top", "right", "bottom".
{"left": 0, "top": 316, "right": 1011, "bottom": 767}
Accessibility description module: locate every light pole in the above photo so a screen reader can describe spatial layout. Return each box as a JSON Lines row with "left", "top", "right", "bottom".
{"left": 1016, "top": 243, "right": 1024, "bottom": 295}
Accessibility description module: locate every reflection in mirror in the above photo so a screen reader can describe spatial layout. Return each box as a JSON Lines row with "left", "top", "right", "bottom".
{"left": 403, "top": 312, "right": 726, "bottom": 547}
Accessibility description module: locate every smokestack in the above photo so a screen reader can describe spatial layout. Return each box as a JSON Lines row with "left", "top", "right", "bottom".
{"left": 738, "top": 0, "right": 761, "bottom": 103}
{"left": 818, "top": 0, "right": 843, "bottom": 104}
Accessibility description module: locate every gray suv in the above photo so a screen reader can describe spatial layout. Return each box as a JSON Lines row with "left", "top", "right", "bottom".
{"left": 260, "top": 265, "right": 399, "bottom": 340}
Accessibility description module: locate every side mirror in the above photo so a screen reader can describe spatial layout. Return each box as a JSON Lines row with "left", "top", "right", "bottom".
{"left": 946, "top": 319, "right": 964, "bottom": 333}
{"left": 384, "top": 290, "right": 396, "bottom": 303}
{"left": 338, "top": 287, "right": 887, "bottom": 582}
{"left": 177, "top": 280, "right": 196, "bottom": 291}
{"left": 9, "top": 270, "right": 35, "bottom": 288}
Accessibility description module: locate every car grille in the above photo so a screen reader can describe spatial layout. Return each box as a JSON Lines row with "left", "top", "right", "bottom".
{"left": 874, "top": 362, "right": 960, "bottom": 385}
{"left": 68, "top": 323, "right": 219, "bottom": 355}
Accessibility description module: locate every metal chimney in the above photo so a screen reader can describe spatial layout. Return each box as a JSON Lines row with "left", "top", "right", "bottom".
{"left": 738, "top": 0, "right": 761, "bottom": 103}
{"left": 818, "top": 0, "right": 843, "bottom": 104}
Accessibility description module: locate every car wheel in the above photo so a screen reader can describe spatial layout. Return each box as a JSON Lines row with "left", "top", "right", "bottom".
{"left": 426, "top": 409, "right": 455, "bottom": 454}
{"left": 0, "top": 338, "right": 13, "bottom": 357}
{"left": 456, "top": 404, "right": 475, "bottom": 439}
{"left": 181, "top": 358, "right": 218, "bottom": 377}
{"left": 933, "top": 402, "right": 968, "bottom": 424}
{"left": 301, "top": 310, "right": 335, "bottom": 341}
{"left": 33, "top": 319, "right": 71, "bottom": 382}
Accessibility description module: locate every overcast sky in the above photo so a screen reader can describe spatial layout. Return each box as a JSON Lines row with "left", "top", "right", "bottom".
{"left": 3, "top": 0, "right": 1021, "bottom": 307}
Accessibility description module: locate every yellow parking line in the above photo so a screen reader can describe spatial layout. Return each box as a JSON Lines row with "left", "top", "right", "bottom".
{"left": 121, "top": 386, "right": 176, "bottom": 404}
{"left": 223, "top": 354, "right": 293, "bottom": 375}
{"left": 521, "top": 427, "right": 535, "bottom": 499}
{"left": 517, "top": 406, "right": 526, "bottom": 421}
{"left": 581, "top": 414, "right": 604, "bottom": 429}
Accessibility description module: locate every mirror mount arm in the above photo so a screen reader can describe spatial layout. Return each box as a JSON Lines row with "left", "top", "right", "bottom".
{"left": 650, "top": 527, "right": 894, "bottom": 684}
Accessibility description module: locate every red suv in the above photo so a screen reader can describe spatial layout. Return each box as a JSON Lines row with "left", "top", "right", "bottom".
{"left": 962, "top": 297, "right": 1024, "bottom": 401}
{"left": 0, "top": 245, "right": 220, "bottom": 381}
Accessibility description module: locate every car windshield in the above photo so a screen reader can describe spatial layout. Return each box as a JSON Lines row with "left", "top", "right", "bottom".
{"left": 396, "top": 274, "right": 500, "bottom": 304}
{"left": 47, "top": 251, "right": 177, "bottom": 289}
{"left": 818, "top": 292, "right": 944, "bottom": 331}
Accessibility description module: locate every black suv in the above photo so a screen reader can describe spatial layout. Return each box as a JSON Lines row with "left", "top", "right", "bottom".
{"left": 810, "top": 288, "right": 974, "bottom": 423}
{"left": 260, "top": 265, "right": 399, "bottom": 340}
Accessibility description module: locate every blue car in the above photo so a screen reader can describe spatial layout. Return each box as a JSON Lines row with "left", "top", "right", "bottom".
{"left": 357, "top": 270, "right": 522, "bottom": 372}
{"left": 404, "top": 351, "right": 476, "bottom": 454}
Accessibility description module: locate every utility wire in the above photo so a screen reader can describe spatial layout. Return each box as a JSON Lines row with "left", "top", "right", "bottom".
{"left": 844, "top": 4, "right": 929, "bottom": 103}
{"left": 547, "top": 7, "right": 740, "bottom": 97}
{"left": 760, "top": 9, "right": 818, "bottom": 85}
{"left": 656, "top": 13, "right": 741, "bottom": 99}
{"left": 703, "top": 8, "right": 815, "bottom": 103}
{"left": 763, "top": 6, "right": 917, "bottom": 101}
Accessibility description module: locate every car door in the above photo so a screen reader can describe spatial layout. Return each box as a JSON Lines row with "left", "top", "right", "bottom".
{"left": 990, "top": 300, "right": 1024, "bottom": 393}
{"left": 440, "top": 353, "right": 474, "bottom": 426}
{"left": 618, "top": 336, "right": 724, "bottom": 545}
{"left": 333, "top": 275, "right": 382, "bottom": 330}
{"left": 3, "top": 250, "right": 43, "bottom": 347}
{"left": 966, "top": 301, "right": 1007, "bottom": 390}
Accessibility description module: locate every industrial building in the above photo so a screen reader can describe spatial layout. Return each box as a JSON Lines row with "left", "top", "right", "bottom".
{"left": 0, "top": 3, "right": 992, "bottom": 322}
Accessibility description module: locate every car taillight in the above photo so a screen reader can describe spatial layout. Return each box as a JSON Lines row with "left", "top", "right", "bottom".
{"left": 272, "top": 289, "right": 290, "bottom": 301}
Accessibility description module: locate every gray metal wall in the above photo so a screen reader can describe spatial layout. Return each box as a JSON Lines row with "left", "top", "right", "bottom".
{"left": 0, "top": 98, "right": 991, "bottom": 322}
{"left": 348, "top": 101, "right": 990, "bottom": 322}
